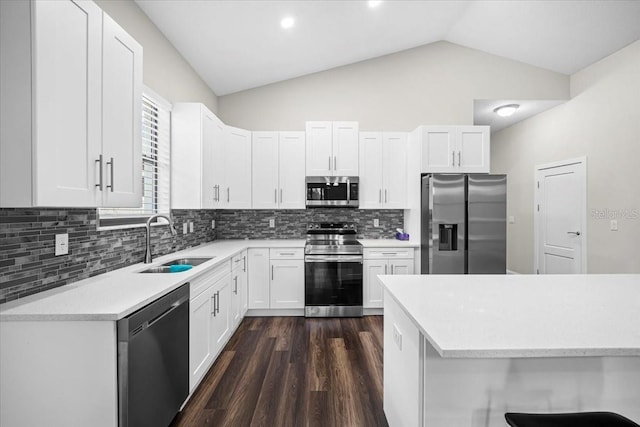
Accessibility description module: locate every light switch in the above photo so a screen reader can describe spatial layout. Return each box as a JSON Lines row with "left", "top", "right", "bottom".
{"left": 269, "top": 219, "right": 275, "bottom": 228}
{"left": 183, "top": 223, "right": 188, "bottom": 234}
{"left": 189, "top": 222, "right": 194, "bottom": 233}
{"left": 55, "top": 233, "right": 68, "bottom": 256}
{"left": 211, "top": 220, "right": 215, "bottom": 229}
{"left": 611, "top": 220, "right": 618, "bottom": 231}
{"left": 373, "top": 219, "right": 379, "bottom": 228}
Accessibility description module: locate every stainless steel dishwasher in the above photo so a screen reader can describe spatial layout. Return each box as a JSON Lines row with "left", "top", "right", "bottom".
{"left": 117, "top": 283, "right": 189, "bottom": 427}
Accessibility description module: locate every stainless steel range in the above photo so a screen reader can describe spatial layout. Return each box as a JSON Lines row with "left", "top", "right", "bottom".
{"left": 304, "top": 222, "right": 363, "bottom": 317}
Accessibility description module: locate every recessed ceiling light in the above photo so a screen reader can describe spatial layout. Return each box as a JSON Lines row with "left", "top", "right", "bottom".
{"left": 280, "top": 16, "right": 295, "bottom": 29}
{"left": 368, "top": 0, "right": 383, "bottom": 8}
{"left": 493, "top": 104, "right": 519, "bottom": 117}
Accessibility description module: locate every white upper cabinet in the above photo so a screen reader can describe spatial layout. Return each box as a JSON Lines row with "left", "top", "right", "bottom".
{"left": 252, "top": 131, "right": 305, "bottom": 209}
{"left": 0, "top": 0, "right": 142, "bottom": 208}
{"left": 251, "top": 132, "right": 279, "bottom": 209}
{"left": 224, "top": 126, "right": 252, "bottom": 209}
{"left": 305, "top": 121, "right": 358, "bottom": 176}
{"left": 171, "top": 103, "right": 225, "bottom": 209}
{"left": 278, "top": 132, "right": 306, "bottom": 209}
{"left": 421, "top": 126, "right": 490, "bottom": 173}
{"left": 101, "top": 13, "right": 143, "bottom": 207}
{"left": 359, "top": 132, "right": 409, "bottom": 209}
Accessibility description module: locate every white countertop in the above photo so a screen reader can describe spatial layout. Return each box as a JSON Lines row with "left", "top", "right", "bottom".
{"left": 0, "top": 239, "right": 305, "bottom": 322}
{"left": 358, "top": 239, "right": 419, "bottom": 248}
{"left": 380, "top": 274, "right": 640, "bottom": 358}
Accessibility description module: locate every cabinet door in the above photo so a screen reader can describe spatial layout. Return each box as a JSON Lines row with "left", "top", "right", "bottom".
{"left": 270, "top": 260, "right": 304, "bottom": 309}
{"left": 248, "top": 248, "right": 270, "bottom": 309}
{"left": 305, "top": 121, "right": 332, "bottom": 176}
{"left": 332, "top": 121, "right": 359, "bottom": 176}
{"left": 363, "top": 259, "right": 387, "bottom": 308}
{"left": 33, "top": 0, "right": 102, "bottom": 207}
{"left": 359, "top": 132, "right": 383, "bottom": 209}
{"left": 225, "top": 126, "right": 252, "bottom": 209}
{"left": 231, "top": 272, "right": 242, "bottom": 328}
{"left": 211, "top": 274, "right": 231, "bottom": 355}
{"left": 421, "top": 126, "right": 456, "bottom": 173}
{"left": 171, "top": 104, "right": 203, "bottom": 209}
{"left": 101, "top": 13, "right": 142, "bottom": 207}
{"left": 202, "top": 109, "right": 225, "bottom": 208}
{"left": 456, "top": 126, "right": 490, "bottom": 173}
{"left": 382, "top": 132, "right": 408, "bottom": 209}
{"left": 390, "top": 259, "right": 414, "bottom": 275}
{"left": 189, "top": 285, "right": 214, "bottom": 391}
{"left": 278, "top": 132, "right": 306, "bottom": 209}
{"left": 239, "top": 252, "right": 248, "bottom": 316}
{"left": 252, "top": 132, "right": 279, "bottom": 209}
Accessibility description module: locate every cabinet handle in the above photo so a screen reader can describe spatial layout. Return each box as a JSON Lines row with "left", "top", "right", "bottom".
{"left": 328, "top": 156, "right": 331, "bottom": 171}
{"left": 280, "top": 189, "right": 283, "bottom": 204}
{"left": 214, "top": 185, "right": 218, "bottom": 201}
{"left": 391, "top": 264, "right": 394, "bottom": 274}
{"left": 271, "top": 265, "right": 274, "bottom": 280}
{"left": 211, "top": 294, "right": 217, "bottom": 316}
{"left": 216, "top": 290, "right": 220, "bottom": 314}
{"left": 227, "top": 187, "right": 230, "bottom": 203}
{"left": 385, "top": 189, "right": 388, "bottom": 203}
{"left": 234, "top": 276, "right": 238, "bottom": 294}
{"left": 106, "top": 157, "right": 114, "bottom": 192}
{"left": 379, "top": 189, "right": 382, "bottom": 204}
{"left": 243, "top": 256, "right": 246, "bottom": 272}
{"left": 334, "top": 156, "right": 337, "bottom": 170}
{"left": 458, "top": 151, "right": 461, "bottom": 167}
{"left": 274, "top": 188, "right": 277, "bottom": 203}
{"left": 95, "top": 155, "right": 103, "bottom": 190}
{"left": 452, "top": 151, "right": 455, "bottom": 167}
{"left": 279, "top": 252, "right": 295, "bottom": 256}
{"left": 384, "top": 264, "right": 387, "bottom": 274}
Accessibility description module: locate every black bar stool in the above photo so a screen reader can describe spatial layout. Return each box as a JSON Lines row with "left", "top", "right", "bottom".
{"left": 505, "top": 412, "right": 640, "bottom": 427}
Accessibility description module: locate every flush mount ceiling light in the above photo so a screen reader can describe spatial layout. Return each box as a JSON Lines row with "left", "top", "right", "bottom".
{"left": 368, "top": 0, "right": 383, "bottom": 8}
{"left": 280, "top": 16, "right": 295, "bottom": 29}
{"left": 494, "top": 104, "right": 520, "bottom": 117}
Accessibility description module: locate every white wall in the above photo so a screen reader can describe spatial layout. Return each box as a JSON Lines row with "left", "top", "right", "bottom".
{"left": 218, "top": 41, "right": 568, "bottom": 130}
{"left": 96, "top": 0, "right": 217, "bottom": 112}
{"left": 491, "top": 41, "right": 640, "bottom": 274}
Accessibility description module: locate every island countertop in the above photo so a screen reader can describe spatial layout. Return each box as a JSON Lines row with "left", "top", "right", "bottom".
{"left": 380, "top": 274, "right": 640, "bottom": 358}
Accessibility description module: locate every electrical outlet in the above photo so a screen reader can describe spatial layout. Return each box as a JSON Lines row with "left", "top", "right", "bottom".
{"left": 393, "top": 324, "right": 402, "bottom": 351}
{"left": 269, "top": 218, "right": 275, "bottom": 228}
{"left": 55, "top": 233, "right": 69, "bottom": 256}
{"left": 189, "top": 221, "right": 194, "bottom": 233}
{"left": 373, "top": 218, "right": 379, "bottom": 228}
{"left": 611, "top": 220, "right": 618, "bottom": 231}
{"left": 211, "top": 220, "right": 215, "bottom": 229}
{"left": 183, "top": 223, "right": 188, "bottom": 234}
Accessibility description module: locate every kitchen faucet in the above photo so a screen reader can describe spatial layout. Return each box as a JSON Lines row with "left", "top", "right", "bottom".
{"left": 144, "top": 214, "right": 177, "bottom": 263}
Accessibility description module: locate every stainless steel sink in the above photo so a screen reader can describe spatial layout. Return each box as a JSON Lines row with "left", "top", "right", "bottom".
{"left": 160, "top": 257, "right": 213, "bottom": 267}
{"left": 139, "top": 266, "right": 173, "bottom": 274}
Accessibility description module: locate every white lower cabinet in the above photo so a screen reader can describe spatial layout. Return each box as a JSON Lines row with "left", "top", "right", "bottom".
{"left": 188, "top": 262, "right": 232, "bottom": 392}
{"left": 231, "top": 251, "right": 248, "bottom": 327}
{"left": 247, "top": 248, "right": 304, "bottom": 310}
{"left": 363, "top": 248, "right": 415, "bottom": 308}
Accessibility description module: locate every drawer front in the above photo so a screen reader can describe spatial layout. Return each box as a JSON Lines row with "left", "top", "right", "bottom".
{"left": 190, "top": 261, "right": 231, "bottom": 299}
{"left": 269, "top": 248, "right": 304, "bottom": 260}
{"left": 363, "top": 248, "right": 415, "bottom": 259}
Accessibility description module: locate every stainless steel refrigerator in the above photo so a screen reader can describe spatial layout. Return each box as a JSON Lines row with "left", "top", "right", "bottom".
{"left": 421, "top": 174, "right": 507, "bottom": 274}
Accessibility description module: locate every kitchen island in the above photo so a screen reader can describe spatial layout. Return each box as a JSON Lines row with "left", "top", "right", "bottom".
{"left": 380, "top": 274, "right": 640, "bottom": 426}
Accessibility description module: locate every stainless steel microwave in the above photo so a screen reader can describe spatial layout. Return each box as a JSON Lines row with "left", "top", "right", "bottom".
{"left": 306, "top": 176, "right": 359, "bottom": 208}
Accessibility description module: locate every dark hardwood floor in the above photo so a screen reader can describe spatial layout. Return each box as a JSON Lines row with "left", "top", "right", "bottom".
{"left": 172, "top": 316, "right": 388, "bottom": 427}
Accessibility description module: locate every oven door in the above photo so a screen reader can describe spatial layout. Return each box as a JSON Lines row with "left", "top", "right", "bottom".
{"left": 304, "top": 255, "right": 363, "bottom": 316}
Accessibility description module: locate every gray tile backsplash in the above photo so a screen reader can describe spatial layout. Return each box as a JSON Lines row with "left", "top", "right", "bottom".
{"left": 0, "top": 207, "right": 403, "bottom": 304}
{"left": 215, "top": 209, "right": 404, "bottom": 240}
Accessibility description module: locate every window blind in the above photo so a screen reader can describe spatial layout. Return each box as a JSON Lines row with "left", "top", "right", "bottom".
{"left": 98, "top": 88, "right": 171, "bottom": 225}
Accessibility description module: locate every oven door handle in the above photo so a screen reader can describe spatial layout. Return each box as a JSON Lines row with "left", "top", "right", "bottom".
{"left": 305, "top": 255, "right": 363, "bottom": 263}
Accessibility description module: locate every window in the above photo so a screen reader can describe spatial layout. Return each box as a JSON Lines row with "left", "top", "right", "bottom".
{"left": 98, "top": 88, "right": 171, "bottom": 228}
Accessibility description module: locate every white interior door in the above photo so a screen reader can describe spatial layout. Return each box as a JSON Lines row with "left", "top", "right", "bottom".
{"left": 535, "top": 159, "right": 586, "bottom": 274}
